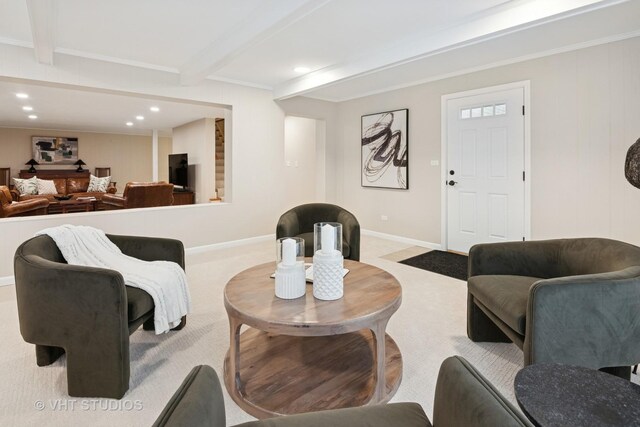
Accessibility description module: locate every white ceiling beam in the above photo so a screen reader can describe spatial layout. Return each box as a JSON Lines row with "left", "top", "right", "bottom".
{"left": 26, "top": 0, "right": 56, "bottom": 65}
{"left": 179, "top": 0, "right": 332, "bottom": 86}
{"left": 273, "top": 0, "right": 629, "bottom": 99}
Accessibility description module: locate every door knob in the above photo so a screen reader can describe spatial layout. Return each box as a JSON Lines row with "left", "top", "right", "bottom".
{"left": 448, "top": 180, "right": 458, "bottom": 186}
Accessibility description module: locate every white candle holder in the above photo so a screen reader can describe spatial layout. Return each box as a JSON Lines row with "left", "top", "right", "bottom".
{"left": 312, "top": 223, "right": 344, "bottom": 300}
{"left": 275, "top": 237, "right": 306, "bottom": 299}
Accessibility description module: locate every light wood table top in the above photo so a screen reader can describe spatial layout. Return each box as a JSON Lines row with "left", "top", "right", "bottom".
{"left": 223, "top": 259, "right": 403, "bottom": 419}
{"left": 224, "top": 259, "right": 402, "bottom": 335}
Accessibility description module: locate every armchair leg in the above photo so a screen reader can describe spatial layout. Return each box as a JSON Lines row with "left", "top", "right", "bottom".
{"left": 599, "top": 366, "right": 631, "bottom": 380}
{"left": 65, "top": 342, "right": 130, "bottom": 399}
{"left": 143, "top": 316, "right": 154, "bottom": 331}
{"left": 467, "top": 295, "right": 511, "bottom": 343}
{"left": 143, "top": 315, "right": 187, "bottom": 331}
{"left": 172, "top": 316, "right": 187, "bottom": 330}
{"left": 35, "top": 344, "right": 65, "bottom": 366}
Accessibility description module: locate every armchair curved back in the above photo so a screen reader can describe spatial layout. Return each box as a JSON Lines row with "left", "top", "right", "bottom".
{"left": 122, "top": 182, "right": 174, "bottom": 208}
{"left": 469, "top": 238, "right": 640, "bottom": 279}
{"left": 14, "top": 233, "right": 186, "bottom": 398}
{"left": 0, "top": 185, "right": 49, "bottom": 218}
{"left": 0, "top": 185, "right": 13, "bottom": 206}
{"left": 276, "top": 203, "right": 360, "bottom": 261}
{"left": 554, "top": 238, "right": 640, "bottom": 276}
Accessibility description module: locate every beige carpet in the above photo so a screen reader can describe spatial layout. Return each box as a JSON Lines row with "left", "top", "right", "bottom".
{"left": 0, "top": 235, "right": 593, "bottom": 426}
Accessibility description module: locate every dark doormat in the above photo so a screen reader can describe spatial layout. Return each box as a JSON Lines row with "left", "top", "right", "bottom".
{"left": 399, "top": 250, "right": 468, "bottom": 281}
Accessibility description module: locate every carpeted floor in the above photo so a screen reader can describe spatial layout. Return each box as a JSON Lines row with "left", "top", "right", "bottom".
{"left": 0, "top": 236, "right": 631, "bottom": 426}
{"left": 399, "top": 250, "right": 469, "bottom": 280}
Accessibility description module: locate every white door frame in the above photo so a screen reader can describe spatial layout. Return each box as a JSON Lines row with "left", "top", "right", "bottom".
{"left": 440, "top": 80, "right": 531, "bottom": 252}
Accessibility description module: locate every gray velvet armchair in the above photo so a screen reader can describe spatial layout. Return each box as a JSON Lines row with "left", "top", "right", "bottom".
{"left": 153, "top": 356, "right": 532, "bottom": 427}
{"left": 276, "top": 203, "right": 360, "bottom": 261}
{"left": 467, "top": 238, "right": 640, "bottom": 378}
{"left": 14, "top": 234, "right": 187, "bottom": 399}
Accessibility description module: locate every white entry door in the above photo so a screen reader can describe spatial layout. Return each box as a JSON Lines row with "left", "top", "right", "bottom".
{"left": 446, "top": 87, "right": 525, "bottom": 253}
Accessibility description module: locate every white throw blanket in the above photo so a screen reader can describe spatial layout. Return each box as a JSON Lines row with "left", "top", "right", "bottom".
{"left": 36, "top": 225, "right": 191, "bottom": 334}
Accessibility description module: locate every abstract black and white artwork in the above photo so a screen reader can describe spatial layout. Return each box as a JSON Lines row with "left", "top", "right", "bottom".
{"left": 361, "top": 109, "right": 408, "bottom": 189}
{"left": 32, "top": 136, "right": 78, "bottom": 165}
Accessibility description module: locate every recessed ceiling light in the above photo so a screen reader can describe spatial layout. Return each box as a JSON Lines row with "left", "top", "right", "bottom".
{"left": 16, "top": 93, "right": 29, "bottom": 99}
{"left": 150, "top": 106, "right": 160, "bottom": 112}
{"left": 294, "top": 66, "right": 310, "bottom": 73}
{"left": 22, "top": 106, "right": 33, "bottom": 111}
{"left": 136, "top": 115, "right": 144, "bottom": 120}
{"left": 28, "top": 115, "right": 38, "bottom": 119}
{"left": 126, "top": 122, "right": 134, "bottom": 126}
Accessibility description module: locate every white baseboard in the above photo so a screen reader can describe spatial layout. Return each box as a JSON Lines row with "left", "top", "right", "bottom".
{"left": 362, "top": 229, "right": 442, "bottom": 250}
{"left": 0, "top": 234, "right": 276, "bottom": 287}
{"left": 1, "top": 231, "right": 438, "bottom": 286}
{"left": 185, "top": 234, "right": 275, "bottom": 255}
{"left": 0, "top": 276, "right": 15, "bottom": 287}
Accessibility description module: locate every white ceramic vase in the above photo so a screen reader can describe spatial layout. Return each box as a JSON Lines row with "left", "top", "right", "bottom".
{"left": 312, "top": 250, "right": 344, "bottom": 300}
{"left": 275, "top": 261, "right": 306, "bottom": 299}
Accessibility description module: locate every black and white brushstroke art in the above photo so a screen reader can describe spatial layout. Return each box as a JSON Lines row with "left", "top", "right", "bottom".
{"left": 361, "top": 109, "right": 408, "bottom": 189}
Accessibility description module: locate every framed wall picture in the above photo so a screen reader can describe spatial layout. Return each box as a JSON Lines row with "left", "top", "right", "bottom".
{"left": 32, "top": 137, "right": 78, "bottom": 165}
{"left": 361, "top": 108, "right": 408, "bottom": 189}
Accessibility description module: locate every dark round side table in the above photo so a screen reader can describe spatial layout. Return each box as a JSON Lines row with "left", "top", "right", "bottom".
{"left": 515, "top": 364, "right": 640, "bottom": 427}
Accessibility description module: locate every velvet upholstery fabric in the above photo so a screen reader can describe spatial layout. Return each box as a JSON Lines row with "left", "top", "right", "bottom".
{"left": 432, "top": 356, "right": 532, "bottom": 427}
{"left": 467, "top": 238, "right": 640, "bottom": 375}
{"left": 237, "top": 404, "right": 430, "bottom": 427}
{"left": 153, "top": 365, "right": 226, "bottom": 427}
{"left": 14, "top": 233, "right": 186, "bottom": 398}
{"left": 154, "top": 357, "right": 532, "bottom": 427}
{"left": 468, "top": 275, "right": 540, "bottom": 335}
{"left": 276, "top": 203, "right": 360, "bottom": 261}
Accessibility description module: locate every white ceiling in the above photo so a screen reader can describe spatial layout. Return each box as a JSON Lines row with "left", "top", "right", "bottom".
{"left": 0, "top": 0, "right": 638, "bottom": 102}
{"left": 0, "top": 80, "right": 227, "bottom": 136}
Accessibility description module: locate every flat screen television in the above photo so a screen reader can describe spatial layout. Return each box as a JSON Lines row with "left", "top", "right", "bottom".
{"left": 168, "top": 153, "right": 188, "bottom": 190}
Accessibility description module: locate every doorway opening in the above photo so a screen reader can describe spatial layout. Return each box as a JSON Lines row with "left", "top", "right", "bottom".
{"left": 213, "top": 118, "right": 225, "bottom": 201}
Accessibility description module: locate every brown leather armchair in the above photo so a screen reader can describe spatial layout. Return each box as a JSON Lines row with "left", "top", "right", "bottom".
{"left": 0, "top": 186, "right": 49, "bottom": 218}
{"left": 102, "top": 182, "right": 174, "bottom": 209}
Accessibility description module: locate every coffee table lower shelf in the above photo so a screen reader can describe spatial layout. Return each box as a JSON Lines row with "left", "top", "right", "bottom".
{"left": 223, "top": 328, "right": 402, "bottom": 419}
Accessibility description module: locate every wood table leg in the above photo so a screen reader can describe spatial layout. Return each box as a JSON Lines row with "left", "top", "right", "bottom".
{"left": 228, "top": 317, "right": 243, "bottom": 395}
{"left": 370, "top": 319, "right": 390, "bottom": 404}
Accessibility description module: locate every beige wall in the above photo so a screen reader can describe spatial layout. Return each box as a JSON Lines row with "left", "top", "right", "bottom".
{"left": 284, "top": 116, "right": 317, "bottom": 207}
{"left": 157, "top": 136, "right": 171, "bottom": 183}
{"left": 172, "top": 118, "right": 217, "bottom": 203}
{"left": 0, "top": 127, "right": 171, "bottom": 188}
{"left": 0, "top": 43, "right": 290, "bottom": 279}
{"left": 332, "top": 36, "right": 640, "bottom": 247}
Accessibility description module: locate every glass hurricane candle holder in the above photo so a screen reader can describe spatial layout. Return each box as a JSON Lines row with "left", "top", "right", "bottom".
{"left": 313, "top": 222, "right": 342, "bottom": 254}
{"left": 312, "top": 222, "right": 344, "bottom": 300}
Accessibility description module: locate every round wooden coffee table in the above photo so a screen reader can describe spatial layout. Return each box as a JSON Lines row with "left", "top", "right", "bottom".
{"left": 223, "top": 259, "right": 402, "bottom": 419}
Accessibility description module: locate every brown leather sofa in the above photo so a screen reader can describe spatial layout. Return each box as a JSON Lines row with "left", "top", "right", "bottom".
{"left": 102, "top": 182, "right": 174, "bottom": 209}
{"left": 0, "top": 186, "right": 49, "bottom": 218}
{"left": 11, "top": 176, "right": 117, "bottom": 207}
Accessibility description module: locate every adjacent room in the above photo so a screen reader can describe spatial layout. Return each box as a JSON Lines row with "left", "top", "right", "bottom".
{"left": 1, "top": 1, "right": 640, "bottom": 426}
